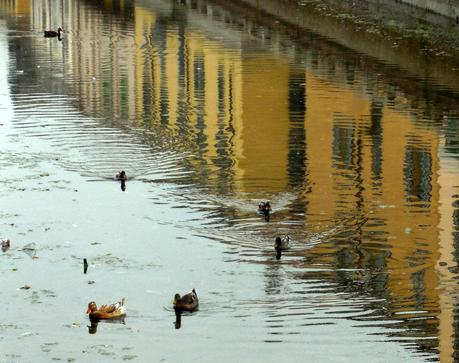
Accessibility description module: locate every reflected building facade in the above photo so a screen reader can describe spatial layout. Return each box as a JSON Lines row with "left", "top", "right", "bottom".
{"left": 2, "top": 0, "right": 459, "bottom": 359}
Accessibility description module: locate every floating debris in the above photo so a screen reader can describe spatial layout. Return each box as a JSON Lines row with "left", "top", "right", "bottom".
{"left": 83, "top": 258, "right": 88, "bottom": 274}
{"left": 19, "top": 285, "right": 31, "bottom": 290}
{"left": 88, "top": 281, "right": 95, "bottom": 285}
{"left": 22, "top": 242, "right": 36, "bottom": 251}
{"left": 21, "top": 242, "right": 37, "bottom": 258}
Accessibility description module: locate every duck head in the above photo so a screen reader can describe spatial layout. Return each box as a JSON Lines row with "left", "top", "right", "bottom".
{"left": 117, "top": 171, "right": 126, "bottom": 180}
{"left": 86, "top": 301, "right": 97, "bottom": 314}
{"left": 173, "top": 293, "right": 181, "bottom": 304}
{"left": 275, "top": 237, "right": 282, "bottom": 247}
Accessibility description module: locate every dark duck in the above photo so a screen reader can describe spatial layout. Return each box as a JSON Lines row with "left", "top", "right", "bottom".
{"left": 258, "top": 201, "right": 271, "bottom": 221}
{"left": 115, "top": 171, "right": 127, "bottom": 191}
{"left": 173, "top": 288, "right": 198, "bottom": 312}
{"left": 274, "top": 235, "right": 290, "bottom": 260}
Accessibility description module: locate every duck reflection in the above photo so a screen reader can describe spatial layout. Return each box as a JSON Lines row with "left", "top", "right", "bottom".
{"left": 87, "top": 320, "right": 98, "bottom": 334}
{"left": 265, "top": 261, "right": 284, "bottom": 295}
{"left": 87, "top": 316, "right": 126, "bottom": 334}
{"left": 121, "top": 180, "right": 126, "bottom": 192}
{"left": 174, "top": 308, "right": 182, "bottom": 329}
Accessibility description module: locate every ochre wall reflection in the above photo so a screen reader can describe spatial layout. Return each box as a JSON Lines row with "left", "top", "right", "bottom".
{"left": 0, "top": 0, "right": 29, "bottom": 14}
{"left": 238, "top": 57, "right": 290, "bottom": 192}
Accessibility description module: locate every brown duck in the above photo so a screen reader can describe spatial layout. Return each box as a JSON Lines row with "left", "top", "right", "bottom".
{"left": 173, "top": 289, "right": 198, "bottom": 312}
{"left": 115, "top": 171, "right": 127, "bottom": 181}
{"left": 86, "top": 298, "right": 126, "bottom": 321}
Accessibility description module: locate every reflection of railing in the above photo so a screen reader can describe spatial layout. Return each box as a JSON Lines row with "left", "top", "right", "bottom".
{"left": 209, "top": 0, "right": 459, "bottom": 108}
{"left": 399, "top": 0, "right": 459, "bottom": 19}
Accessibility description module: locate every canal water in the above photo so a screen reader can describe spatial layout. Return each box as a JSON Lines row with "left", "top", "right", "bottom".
{"left": 0, "top": 0, "right": 458, "bottom": 362}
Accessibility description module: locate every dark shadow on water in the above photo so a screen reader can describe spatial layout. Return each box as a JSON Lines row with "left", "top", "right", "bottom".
{"left": 87, "top": 316, "right": 126, "bottom": 335}
{"left": 173, "top": 307, "right": 198, "bottom": 330}
{"left": 174, "top": 309, "right": 182, "bottom": 329}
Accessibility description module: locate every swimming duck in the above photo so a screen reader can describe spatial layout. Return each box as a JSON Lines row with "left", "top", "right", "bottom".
{"left": 1, "top": 239, "right": 10, "bottom": 252}
{"left": 258, "top": 201, "right": 271, "bottom": 213}
{"left": 115, "top": 171, "right": 127, "bottom": 181}
{"left": 275, "top": 235, "right": 290, "bottom": 259}
{"left": 173, "top": 288, "right": 198, "bottom": 312}
{"left": 86, "top": 298, "right": 126, "bottom": 321}
{"left": 44, "top": 28, "right": 63, "bottom": 38}
{"left": 258, "top": 201, "right": 271, "bottom": 221}
{"left": 275, "top": 235, "right": 290, "bottom": 250}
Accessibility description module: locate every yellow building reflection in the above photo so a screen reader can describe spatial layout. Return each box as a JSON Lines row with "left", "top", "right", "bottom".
{"left": 1, "top": 0, "right": 458, "bottom": 359}
{"left": 0, "top": 0, "right": 29, "bottom": 14}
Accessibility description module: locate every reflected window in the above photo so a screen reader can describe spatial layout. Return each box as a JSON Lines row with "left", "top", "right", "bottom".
{"left": 218, "top": 65, "right": 225, "bottom": 115}
{"left": 444, "top": 115, "right": 458, "bottom": 155}
{"left": 403, "top": 146, "right": 432, "bottom": 202}
{"left": 194, "top": 55, "right": 205, "bottom": 96}
{"left": 333, "top": 123, "right": 354, "bottom": 171}
{"left": 288, "top": 72, "right": 306, "bottom": 187}
{"left": 369, "top": 101, "right": 383, "bottom": 181}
